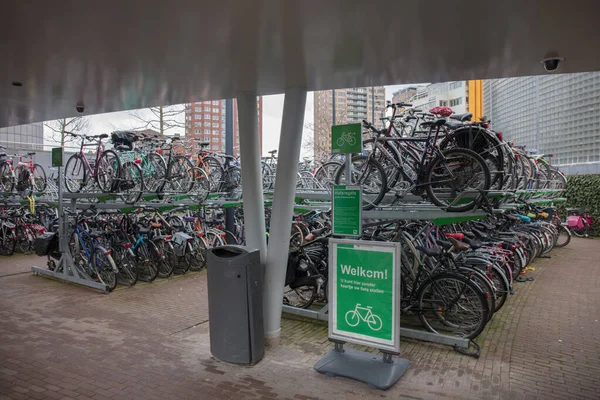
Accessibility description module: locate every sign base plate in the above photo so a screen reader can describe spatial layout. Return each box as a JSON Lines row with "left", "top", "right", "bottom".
{"left": 314, "top": 347, "right": 409, "bottom": 390}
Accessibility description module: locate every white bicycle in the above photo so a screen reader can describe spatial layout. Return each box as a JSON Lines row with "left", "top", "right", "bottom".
{"left": 344, "top": 304, "right": 383, "bottom": 331}
{"left": 336, "top": 132, "right": 357, "bottom": 147}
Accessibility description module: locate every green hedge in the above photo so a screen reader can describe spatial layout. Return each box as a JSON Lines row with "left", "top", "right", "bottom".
{"left": 560, "top": 174, "right": 600, "bottom": 235}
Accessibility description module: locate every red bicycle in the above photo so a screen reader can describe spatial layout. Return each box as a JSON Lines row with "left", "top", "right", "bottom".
{"left": 0, "top": 147, "right": 47, "bottom": 196}
{"left": 63, "top": 133, "right": 120, "bottom": 193}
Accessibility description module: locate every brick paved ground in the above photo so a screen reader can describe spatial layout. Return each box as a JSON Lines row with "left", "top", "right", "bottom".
{"left": 0, "top": 238, "right": 599, "bottom": 399}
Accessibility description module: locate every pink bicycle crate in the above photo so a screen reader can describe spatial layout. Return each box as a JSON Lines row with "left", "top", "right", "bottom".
{"left": 567, "top": 215, "right": 584, "bottom": 230}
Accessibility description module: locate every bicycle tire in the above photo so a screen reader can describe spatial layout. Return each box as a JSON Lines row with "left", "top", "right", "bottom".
{"left": 93, "top": 247, "right": 117, "bottom": 292}
{"left": 32, "top": 164, "right": 47, "bottom": 192}
{"left": 203, "top": 156, "right": 224, "bottom": 192}
{"left": 136, "top": 240, "right": 160, "bottom": 282}
{"left": 0, "top": 161, "right": 14, "bottom": 192}
{"left": 416, "top": 272, "right": 490, "bottom": 340}
{"left": 261, "top": 161, "right": 274, "bottom": 191}
{"left": 15, "top": 225, "right": 30, "bottom": 253}
{"left": 114, "top": 246, "right": 138, "bottom": 286}
{"left": 189, "top": 234, "right": 207, "bottom": 271}
{"left": 96, "top": 150, "right": 120, "bottom": 193}
{"left": 334, "top": 155, "right": 387, "bottom": 210}
{"left": 314, "top": 161, "right": 341, "bottom": 190}
{"left": 64, "top": 154, "right": 86, "bottom": 193}
{"left": 119, "top": 161, "right": 144, "bottom": 204}
{"left": 283, "top": 284, "right": 317, "bottom": 309}
{"left": 363, "top": 138, "right": 402, "bottom": 190}
{"left": 424, "top": 148, "right": 491, "bottom": 212}
{"left": 192, "top": 167, "right": 210, "bottom": 203}
{"left": 155, "top": 239, "right": 176, "bottom": 278}
{"left": 554, "top": 225, "right": 571, "bottom": 247}
{"left": 145, "top": 152, "right": 167, "bottom": 192}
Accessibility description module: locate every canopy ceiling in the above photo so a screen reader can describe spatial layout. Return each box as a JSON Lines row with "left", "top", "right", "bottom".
{"left": 1, "top": 0, "right": 599, "bottom": 127}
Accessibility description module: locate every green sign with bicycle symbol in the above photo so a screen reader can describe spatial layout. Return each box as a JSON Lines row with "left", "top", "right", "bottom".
{"left": 329, "top": 239, "right": 401, "bottom": 352}
{"left": 331, "top": 123, "right": 362, "bottom": 154}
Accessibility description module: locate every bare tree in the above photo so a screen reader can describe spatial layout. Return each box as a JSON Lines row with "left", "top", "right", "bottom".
{"left": 129, "top": 105, "right": 186, "bottom": 136}
{"left": 44, "top": 116, "right": 91, "bottom": 148}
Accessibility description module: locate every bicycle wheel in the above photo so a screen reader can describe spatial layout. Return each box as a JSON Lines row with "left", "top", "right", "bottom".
{"left": 261, "top": 161, "right": 274, "bottom": 191}
{"left": 0, "top": 161, "right": 14, "bottom": 192}
{"left": 203, "top": 156, "right": 224, "bottom": 192}
{"left": 96, "top": 150, "right": 120, "bottom": 193}
{"left": 188, "top": 235, "right": 207, "bottom": 271}
{"left": 32, "top": 164, "right": 47, "bottom": 192}
{"left": 113, "top": 246, "right": 138, "bottom": 286}
{"left": 417, "top": 272, "right": 490, "bottom": 339}
{"left": 93, "top": 247, "right": 117, "bottom": 292}
{"left": 0, "top": 227, "right": 16, "bottom": 256}
{"left": 64, "top": 154, "right": 86, "bottom": 193}
{"left": 145, "top": 152, "right": 167, "bottom": 192}
{"left": 168, "top": 156, "right": 194, "bottom": 194}
{"left": 425, "top": 148, "right": 491, "bottom": 212}
{"left": 283, "top": 284, "right": 317, "bottom": 309}
{"left": 192, "top": 168, "right": 210, "bottom": 203}
{"left": 367, "top": 314, "right": 383, "bottom": 331}
{"left": 136, "top": 241, "right": 160, "bottom": 282}
{"left": 334, "top": 155, "right": 387, "bottom": 210}
{"left": 344, "top": 310, "right": 360, "bottom": 326}
{"left": 118, "top": 161, "right": 144, "bottom": 204}
{"left": 363, "top": 138, "right": 403, "bottom": 191}
{"left": 554, "top": 225, "right": 571, "bottom": 247}
{"left": 314, "top": 161, "right": 341, "bottom": 190}
{"left": 155, "top": 239, "right": 176, "bottom": 278}
{"left": 15, "top": 226, "right": 31, "bottom": 253}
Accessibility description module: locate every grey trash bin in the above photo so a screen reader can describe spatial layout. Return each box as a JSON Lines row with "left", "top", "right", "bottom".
{"left": 207, "top": 245, "right": 264, "bottom": 365}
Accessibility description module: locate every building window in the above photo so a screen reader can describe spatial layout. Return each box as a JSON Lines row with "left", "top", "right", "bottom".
{"left": 212, "top": 101, "right": 220, "bottom": 105}
{"left": 204, "top": 107, "right": 211, "bottom": 112}
{"left": 212, "top": 137, "right": 219, "bottom": 143}
{"left": 212, "top": 130, "right": 219, "bottom": 135}
{"left": 212, "top": 123, "right": 219, "bottom": 128}
{"left": 212, "top": 115, "right": 219, "bottom": 120}
{"left": 194, "top": 107, "right": 201, "bottom": 112}
{"left": 204, "top": 122, "right": 211, "bottom": 127}
{"left": 195, "top": 129, "right": 200, "bottom": 134}
{"left": 194, "top": 122, "right": 201, "bottom": 127}
{"left": 439, "top": 100, "right": 448, "bottom": 106}
{"left": 204, "top": 114, "right": 211, "bottom": 119}
{"left": 450, "top": 98, "right": 463, "bottom": 107}
{"left": 204, "top": 129, "right": 210, "bottom": 134}
{"left": 212, "top": 108, "right": 219, "bottom": 113}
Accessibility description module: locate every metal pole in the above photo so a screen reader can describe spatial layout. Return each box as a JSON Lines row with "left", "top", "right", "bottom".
{"left": 332, "top": 89, "right": 336, "bottom": 126}
{"left": 236, "top": 92, "right": 267, "bottom": 263}
{"left": 263, "top": 87, "right": 307, "bottom": 346}
{"left": 225, "top": 99, "right": 235, "bottom": 235}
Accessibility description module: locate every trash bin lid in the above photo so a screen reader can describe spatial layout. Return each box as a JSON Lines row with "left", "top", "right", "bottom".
{"left": 211, "top": 246, "right": 245, "bottom": 258}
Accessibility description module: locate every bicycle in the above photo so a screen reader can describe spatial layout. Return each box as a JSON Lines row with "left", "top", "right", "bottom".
{"left": 0, "top": 148, "right": 47, "bottom": 196}
{"left": 344, "top": 304, "right": 383, "bottom": 331}
{"left": 64, "top": 132, "right": 121, "bottom": 194}
{"left": 336, "top": 131, "right": 357, "bottom": 147}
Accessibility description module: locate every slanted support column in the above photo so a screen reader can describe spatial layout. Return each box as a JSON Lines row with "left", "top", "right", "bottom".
{"left": 237, "top": 92, "right": 267, "bottom": 265}
{"left": 263, "top": 87, "right": 307, "bottom": 346}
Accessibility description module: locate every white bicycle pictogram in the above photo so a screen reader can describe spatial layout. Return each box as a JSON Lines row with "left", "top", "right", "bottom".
{"left": 344, "top": 304, "right": 383, "bottom": 331}
{"left": 336, "top": 132, "right": 357, "bottom": 147}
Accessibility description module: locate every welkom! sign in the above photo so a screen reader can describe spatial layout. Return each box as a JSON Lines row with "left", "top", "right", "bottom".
{"left": 328, "top": 239, "right": 401, "bottom": 352}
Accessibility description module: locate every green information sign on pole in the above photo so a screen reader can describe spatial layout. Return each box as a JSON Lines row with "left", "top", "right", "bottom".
{"left": 51, "top": 147, "right": 63, "bottom": 167}
{"left": 331, "top": 123, "right": 362, "bottom": 154}
{"left": 328, "top": 239, "right": 401, "bottom": 352}
{"left": 332, "top": 185, "right": 362, "bottom": 237}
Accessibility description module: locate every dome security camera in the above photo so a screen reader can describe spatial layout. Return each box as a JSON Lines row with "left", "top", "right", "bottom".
{"left": 540, "top": 56, "right": 565, "bottom": 72}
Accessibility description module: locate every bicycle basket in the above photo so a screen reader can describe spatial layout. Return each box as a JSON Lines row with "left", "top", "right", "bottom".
{"left": 34, "top": 232, "right": 59, "bottom": 257}
{"left": 567, "top": 215, "right": 584, "bottom": 230}
{"left": 111, "top": 131, "right": 139, "bottom": 150}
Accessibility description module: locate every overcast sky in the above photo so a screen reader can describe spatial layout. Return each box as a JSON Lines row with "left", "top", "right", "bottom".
{"left": 44, "top": 84, "right": 415, "bottom": 157}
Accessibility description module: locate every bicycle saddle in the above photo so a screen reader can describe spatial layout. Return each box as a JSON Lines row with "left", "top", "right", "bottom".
{"left": 27, "top": 152, "right": 36, "bottom": 156}
{"left": 420, "top": 119, "right": 446, "bottom": 129}
{"left": 447, "top": 237, "right": 470, "bottom": 252}
{"left": 450, "top": 112, "right": 473, "bottom": 122}
{"left": 114, "top": 144, "right": 132, "bottom": 151}
{"left": 268, "top": 149, "right": 277, "bottom": 155}
{"left": 150, "top": 222, "right": 162, "bottom": 229}
{"left": 445, "top": 233, "right": 465, "bottom": 240}
{"left": 416, "top": 245, "right": 442, "bottom": 258}
{"left": 443, "top": 120, "right": 464, "bottom": 129}
{"left": 137, "top": 226, "right": 150, "bottom": 234}
{"left": 472, "top": 227, "right": 488, "bottom": 239}
{"left": 462, "top": 237, "right": 483, "bottom": 250}
{"left": 198, "top": 142, "right": 210, "bottom": 147}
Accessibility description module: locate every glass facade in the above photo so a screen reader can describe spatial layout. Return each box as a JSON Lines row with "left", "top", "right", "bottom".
{"left": 0, "top": 122, "right": 44, "bottom": 151}
{"left": 483, "top": 72, "right": 600, "bottom": 167}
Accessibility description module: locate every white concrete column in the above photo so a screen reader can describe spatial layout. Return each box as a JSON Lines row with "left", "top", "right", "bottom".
{"left": 237, "top": 91, "right": 267, "bottom": 265}
{"left": 263, "top": 87, "right": 307, "bottom": 345}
